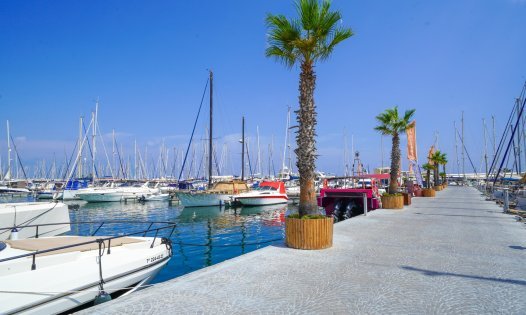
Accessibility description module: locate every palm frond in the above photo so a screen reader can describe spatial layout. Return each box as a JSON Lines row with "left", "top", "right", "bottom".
{"left": 265, "top": 14, "right": 301, "bottom": 68}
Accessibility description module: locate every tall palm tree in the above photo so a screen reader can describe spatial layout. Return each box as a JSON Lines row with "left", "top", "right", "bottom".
{"left": 422, "top": 163, "right": 435, "bottom": 189}
{"left": 430, "top": 150, "right": 444, "bottom": 186}
{"left": 266, "top": 0, "right": 353, "bottom": 216}
{"left": 440, "top": 152, "right": 448, "bottom": 183}
{"left": 374, "top": 106, "right": 416, "bottom": 194}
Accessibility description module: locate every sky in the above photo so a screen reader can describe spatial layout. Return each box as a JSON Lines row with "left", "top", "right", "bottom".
{"left": 0, "top": 0, "right": 525, "bottom": 178}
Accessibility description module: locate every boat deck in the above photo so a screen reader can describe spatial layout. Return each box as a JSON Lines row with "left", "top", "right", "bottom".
{"left": 6, "top": 236, "right": 144, "bottom": 256}
{"left": 80, "top": 186, "right": 526, "bottom": 314}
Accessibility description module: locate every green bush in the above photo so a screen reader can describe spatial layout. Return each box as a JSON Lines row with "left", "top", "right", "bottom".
{"left": 382, "top": 193, "right": 402, "bottom": 197}
{"left": 287, "top": 214, "right": 327, "bottom": 219}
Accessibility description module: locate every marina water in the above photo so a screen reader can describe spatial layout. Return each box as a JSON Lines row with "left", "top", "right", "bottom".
{"left": 1, "top": 195, "right": 290, "bottom": 284}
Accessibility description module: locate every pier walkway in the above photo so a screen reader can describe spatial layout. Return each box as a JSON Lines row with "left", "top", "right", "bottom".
{"left": 83, "top": 186, "right": 526, "bottom": 314}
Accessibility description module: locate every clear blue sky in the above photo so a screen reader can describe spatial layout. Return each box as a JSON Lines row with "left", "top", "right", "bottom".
{"left": 1, "top": 0, "right": 525, "bottom": 177}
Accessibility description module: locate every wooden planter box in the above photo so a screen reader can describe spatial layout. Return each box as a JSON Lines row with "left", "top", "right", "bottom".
{"left": 422, "top": 188, "right": 436, "bottom": 197}
{"left": 381, "top": 195, "right": 404, "bottom": 209}
{"left": 285, "top": 217, "right": 333, "bottom": 250}
{"left": 434, "top": 185, "right": 442, "bottom": 191}
{"left": 402, "top": 192, "right": 412, "bottom": 205}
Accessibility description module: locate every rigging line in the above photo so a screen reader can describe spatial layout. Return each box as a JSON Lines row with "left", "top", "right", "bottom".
{"left": 9, "top": 135, "right": 28, "bottom": 180}
{"left": 178, "top": 78, "right": 209, "bottom": 181}
{"left": 487, "top": 104, "right": 516, "bottom": 177}
{"left": 493, "top": 96, "right": 526, "bottom": 185}
{"left": 81, "top": 121, "right": 99, "bottom": 179}
{"left": 0, "top": 202, "right": 60, "bottom": 237}
{"left": 454, "top": 128, "right": 478, "bottom": 176}
{"left": 113, "top": 138, "right": 127, "bottom": 179}
{"left": 61, "top": 140, "right": 78, "bottom": 180}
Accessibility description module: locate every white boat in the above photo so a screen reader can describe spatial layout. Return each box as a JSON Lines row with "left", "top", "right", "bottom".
{"left": 175, "top": 180, "right": 249, "bottom": 207}
{"left": 235, "top": 181, "right": 288, "bottom": 206}
{"left": 0, "top": 185, "right": 30, "bottom": 195}
{"left": 77, "top": 182, "right": 160, "bottom": 203}
{"left": 139, "top": 193, "right": 171, "bottom": 202}
{"left": 0, "top": 232, "right": 172, "bottom": 314}
{"left": 0, "top": 202, "right": 70, "bottom": 241}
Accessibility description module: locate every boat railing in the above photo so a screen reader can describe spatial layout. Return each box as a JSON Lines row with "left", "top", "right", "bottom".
{"left": 0, "top": 220, "right": 176, "bottom": 270}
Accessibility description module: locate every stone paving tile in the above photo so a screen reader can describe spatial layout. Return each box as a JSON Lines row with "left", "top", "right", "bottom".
{"left": 80, "top": 187, "right": 526, "bottom": 314}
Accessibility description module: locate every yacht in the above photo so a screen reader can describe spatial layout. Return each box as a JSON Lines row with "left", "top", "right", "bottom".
{"left": 235, "top": 181, "right": 288, "bottom": 206}
{"left": 0, "top": 230, "right": 173, "bottom": 314}
{"left": 0, "top": 202, "right": 70, "bottom": 241}
{"left": 175, "top": 180, "right": 249, "bottom": 207}
{"left": 76, "top": 182, "right": 160, "bottom": 203}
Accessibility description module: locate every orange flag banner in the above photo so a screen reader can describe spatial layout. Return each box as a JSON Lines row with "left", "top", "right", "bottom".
{"left": 428, "top": 145, "right": 436, "bottom": 165}
{"left": 406, "top": 120, "right": 417, "bottom": 161}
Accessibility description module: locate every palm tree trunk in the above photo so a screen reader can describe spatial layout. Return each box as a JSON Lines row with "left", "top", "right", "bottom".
{"left": 296, "top": 61, "right": 318, "bottom": 216}
{"left": 434, "top": 166, "right": 439, "bottom": 186}
{"left": 443, "top": 164, "right": 447, "bottom": 184}
{"left": 426, "top": 169, "right": 431, "bottom": 188}
{"left": 389, "top": 133, "right": 400, "bottom": 194}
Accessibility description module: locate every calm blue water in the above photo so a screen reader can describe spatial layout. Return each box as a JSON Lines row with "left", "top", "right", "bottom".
{"left": 1, "top": 195, "right": 292, "bottom": 284}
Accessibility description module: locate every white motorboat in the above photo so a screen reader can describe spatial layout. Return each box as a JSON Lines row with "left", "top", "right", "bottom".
{"left": 0, "top": 186, "right": 30, "bottom": 195}
{"left": 175, "top": 180, "right": 249, "bottom": 207}
{"left": 77, "top": 182, "right": 160, "bottom": 203}
{"left": 0, "top": 224, "right": 174, "bottom": 314}
{"left": 235, "top": 181, "right": 288, "bottom": 206}
{"left": 139, "top": 193, "right": 171, "bottom": 202}
{"left": 0, "top": 202, "right": 70, "bottom": 241}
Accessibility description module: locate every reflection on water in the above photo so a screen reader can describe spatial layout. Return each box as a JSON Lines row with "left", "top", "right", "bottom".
{"left": 1, "top": 196, "right": 291, "bottom": 284}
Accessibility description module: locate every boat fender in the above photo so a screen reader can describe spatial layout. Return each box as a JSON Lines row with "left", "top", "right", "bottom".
{"left": 94, "top": 290, "right": 112, "bottom": 305}
{"left": 9, "top": 228, "right": 19, "bottom": 240}
{"left": 161, "top": 237, "right": 173, "bottom": 257}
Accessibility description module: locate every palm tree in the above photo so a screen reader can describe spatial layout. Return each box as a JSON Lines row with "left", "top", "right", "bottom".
{"left": 440, "top": 152, "right": 448, "bottom": 184}
{"left": 430, "top": 150, "right": 444, "bottom": 186}
{"left": 374, "top": 106, "right": 416, "bottom": 194}
{"left": 266, "top": 0, "right": 353, "bottom": 216}
{"left": 422, "top": 163, "right": 435, "bottom": 189}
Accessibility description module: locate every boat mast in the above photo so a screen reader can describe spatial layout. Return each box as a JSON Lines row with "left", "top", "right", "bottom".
{"left": 454, "top": 121, "right": 460, "bottom": 177}
{"left": 6, "top": 120, "right": 11, "bottom": 180}
{"left": 77, "top": 116, "right": 83, "bottom": 178}
{"left": 492, "top": 115, "right": 496, "bottom": 160}
{"left": 241, "top": 116, "right": 245, "bottom": 180}
{"left": 516, "top": 98, "right": 522, "bottom": 175}
{"left": 92, "top": 100, "right": 98, "bottom": 183}
{"left": 208, "top": 70, "right": 213, "bottom": 188}
{"left": 257, "top": 125, "right": 261, "bottom": 176}
{"left": 483, "top": 118, "right": 488, "bottom": 177}
{"left": 282, "top": 106, "right": 290, "bottom": 175}
{"left": 461, "top": 111, "right": 465, "bottom": 183}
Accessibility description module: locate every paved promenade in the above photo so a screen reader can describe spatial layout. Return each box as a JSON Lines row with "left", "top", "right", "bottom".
{"left": 83, "top": 186, "right": 526, "bottom": 314}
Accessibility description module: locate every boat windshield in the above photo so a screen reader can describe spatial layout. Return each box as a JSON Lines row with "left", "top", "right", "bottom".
{"left": 255, "top": 186, "right": 277, "bottom": 191}
{"left": 0, "top": 241, "right": 5, "bottom": 252}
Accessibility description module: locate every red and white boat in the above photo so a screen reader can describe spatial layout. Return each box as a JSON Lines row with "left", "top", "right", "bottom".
{"left": 235, "top": 181, "right": 288, "bottom": 206}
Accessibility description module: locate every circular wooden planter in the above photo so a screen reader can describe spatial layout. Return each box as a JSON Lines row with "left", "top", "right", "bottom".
{"left": 381, "top": 195, "right": 404, "bottom": 209}
{"left": 434, "top": 185, "right": 442, "bottom": 191}
{"left": 414, "top": 189, "right": 423, "bottom": 197}
{"left": 285, "top": 217, "right": 333, "bottom": 250}
{"left": 422, "top": 188, "right": 436, "bottom": 197}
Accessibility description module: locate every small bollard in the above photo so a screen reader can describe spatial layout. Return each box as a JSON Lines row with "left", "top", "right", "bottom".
{"left": 363, "top": 193, "right": 368, "bottom": 216}
{"left": 503, "top": 188, "right": 509, "bottom": 213}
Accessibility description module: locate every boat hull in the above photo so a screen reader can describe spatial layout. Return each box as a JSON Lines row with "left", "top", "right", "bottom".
{"left": 236, "top": 196, "right": 288, "bottom": 206}
{"left": 0, "top": 236, "right": 170, "bottom": 314}
{"left": 0, "top": 202, "right": 70, "bottom": 240}
{"left": 175, "top": 192, "right": 232, "bottom": 207}
{"left": 77, "top": 193, "right": 124, "bottom": 202}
